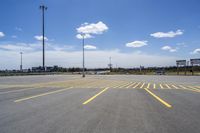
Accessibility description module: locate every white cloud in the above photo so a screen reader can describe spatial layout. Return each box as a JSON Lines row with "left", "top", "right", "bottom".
{"left": 151, "top": 29, "right": 183, "bottom": 38}
{"left": 126, "top": 41, "right": 148, "bottom": 48}
{"left": 0, "top": 32, "right": 5, "bottom": 38}
{"left": 76, "top": 21, "right": 108, "bottom": 34}
{"left": 84, "top": 45, "right": 97, "bottom": 50}
{"left": 15, "top": 27, "right": 22, "bottom": 31}
{"left": 0, "top": 48, "right": 178, "bottom": 70}
{"left": 0, "top": 42, "right": 74, "bottom": 53}
{"left": 176, "top": 42, "right": 187, "bottom": 47}
{"left": 76, "top": 34, "right": 93, "bottom": 39}
{"left": 161, "top": 45, "right": 177, "bottom": 52}
{"left": 11, "top": 35, "right": 17, "bottom": 38}
{"left": 191, "top": 48, "right": 200, "bottom": 54}
{"left": 0, "top": 44, "right": 34, "bottom": 51}
{"left": 34, "top": 35, "right": 48, "bottom": 41}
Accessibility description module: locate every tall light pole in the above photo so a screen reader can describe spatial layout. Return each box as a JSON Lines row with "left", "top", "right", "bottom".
{"left": 108, "top": 57, "right": 112, "bottom": 71}
{"left": 39, "top": 5, "right": 47, "bottom": 71}
{"left": 81, "top": 34, "right": 85, "bottom": 77}
{"left": 20, "top": 52, "right": 23, "bottom": 71}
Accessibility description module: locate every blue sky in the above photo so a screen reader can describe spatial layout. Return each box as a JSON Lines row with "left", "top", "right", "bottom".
{"left": 0, "top": 0, "right": 200, "bottom": 69}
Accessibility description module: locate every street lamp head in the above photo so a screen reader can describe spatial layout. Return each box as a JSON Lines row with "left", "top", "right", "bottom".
{"left": 39, "top": 5, "right": 47, "bottom": 10}
{"left": 80, "top": 33, "right": 85, "bottom": 37}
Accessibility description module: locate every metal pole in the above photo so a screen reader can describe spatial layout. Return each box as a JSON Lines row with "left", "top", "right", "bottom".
{"left": 109, "top": 57, "right": 112, "bottom": 71}
{"left": 82, "top": 35, "right": 85, "bottom": 77}
{"left": 20, "top": 52, "right": 23, "bottom": 71}
{"left": 40, "top": 5, "right": 47, "bottom": 71}
{"left": 192, "top": 64, "right": 194, "bottom": 76}
{"left": 177, "top": 65, "right": 179, "bottom": 75}
{"left": 184, "top": 64, "right": 186, "bottom": 75}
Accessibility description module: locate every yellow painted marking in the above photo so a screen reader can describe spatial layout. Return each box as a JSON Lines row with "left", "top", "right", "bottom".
{"left": 179, "top": 85, "right": 187, "bottom": 89}
{"left": 133, "top": 82, "right": 141, "bottom": 88}
{"left": 153, "top": 84, "right": 156, "bottom": 89}
{"left": 0, "top": 86, "right": 43, "bottom": 95}
{"left": 83, "top": 87, "right": 109, "bottom": 105}
{"left": 126, "top": 82, "right": 136, "bottom": 88}
{"left": 140, "top": 83, "right": 145, "bottom": 89}
{"left": 188, "top": 86, "right": 200, "bottom": 92}
{"left": 144, "top": 88, "right": 172, "bottom": 108}
{"left": 109, "top": 82, "right": 120, "bottom": 88}
{"left": 113, "top": 83, "right": 124, "bottom": 88}
{"left": 147, "top": 83, "right": 151, "bottom": 89}
{"left": 120, "top": 82, "right": 132, "bottom": 88}
{"left": 116, "top": 83, "right": 127, "bottom": 88}
{"left": 179, "top": 85, "right": 200, "bottom": 93}
{"left": 14, "top": 87, "right": 73, "bottom": 103}
{"left": 160, "top": 84, "right": 163, "bottom": 89}
{"left": 165, "top": 84, "right": 171, "bottom": 89}
{"left": 171, "top": 85, "right": 178, "bottom": 89}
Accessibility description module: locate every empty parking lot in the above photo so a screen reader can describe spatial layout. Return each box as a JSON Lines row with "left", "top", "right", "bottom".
{"left": 0, "top": 75, "right": 200, "bottom": 133}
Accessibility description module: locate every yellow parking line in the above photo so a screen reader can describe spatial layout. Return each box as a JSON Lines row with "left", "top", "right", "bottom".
{"left": 160, "top": 84, "right": 163, "bottom": 89}
{"left": 133, "top": 82, "right": 141, "bottom": 88}
{"left": 120, "top": 82, "right": 132, "bottom": 88}
{"left": 113, "top": 83, "right": 124, "bottom": 88}
{"left": 83, "top": 87, "right": 109, "bottom": 105}
{"left": 0, "top": 86, "right": 42, "bottom": 95}
{"left": 165, "top": 84, "right": 171, "bottom": 89}
{"left": 153, "top": 84, "right": 156, "bottom": 89}
{"left": 117, "top": 82, "right": 129, "bottom": 88}
{"left": 14, "top": 87, "right": 73, "bottom": 103}
{"left": 144, "top": 88, "right": 172, "bottom": 108}
{"left": 126, "top": 82, "right": 136, "bottom": 88}
{"left": 140, "top": 83, "right": 145, "bottom": 89}
{"left": 179, "top": 85, "right": 187, "bottom": 89}
{"left": 109, "top": 82, "right": 120, "bottom": 88}
{"left": 147, "top": 83, "right": 151, "bottom": 89}
{"left": 179, "top": 85, "right": 200, "bottom": 93}
{"left": 188, "top": 86, "right": 200, "bottom": 92}
{"left": 171, "top": 85, "right": 179, "bottom": 89}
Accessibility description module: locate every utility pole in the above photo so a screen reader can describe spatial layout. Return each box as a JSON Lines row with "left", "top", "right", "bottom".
{"left": 81, "top": 34, "right": 85, "bottom": 77}
{"left": 20, "top": 52, "right": 23, "bottom": 71}
{"left": 39, "top": 5, "right": 47, "bottom": 71}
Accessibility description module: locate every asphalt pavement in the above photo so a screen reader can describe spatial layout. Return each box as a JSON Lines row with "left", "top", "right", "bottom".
{"left": 0, "top": 75, "right": 199, "bottom": 133}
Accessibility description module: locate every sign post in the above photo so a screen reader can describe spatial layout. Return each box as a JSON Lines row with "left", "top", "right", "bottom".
{"left": 190, "top": 59, "right": 200, "bottom": 75}
{"left": 176, "top": 60, "right": 186, "bottom": 75}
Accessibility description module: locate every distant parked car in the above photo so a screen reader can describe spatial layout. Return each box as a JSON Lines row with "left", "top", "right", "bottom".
{"left": 155, "top": 69, "right": 165, "bottom": 75}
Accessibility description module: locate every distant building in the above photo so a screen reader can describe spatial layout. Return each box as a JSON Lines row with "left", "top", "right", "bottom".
{"left": 31, "top": 65, "right": 62, "bottom": 72}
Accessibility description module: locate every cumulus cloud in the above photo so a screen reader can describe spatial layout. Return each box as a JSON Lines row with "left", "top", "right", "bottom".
{"left": 126, "top": 41, "right": 148, "bottom": 48}
{"left": 0, "top": 32, "right": 5, "bottom": 38}
{"left": 76, "top": 34, "right": 93, "bottom": 39}
{"left": 151, "top": 29, "right": 183, "bottom": 38}
{"left": 191, "top": 48, "right": 200, "bottom": 54}
{"left": 34, "top": 35, "right": 48, "bottom": 41}
{"left": 84, "top": 45, "right": 97, "bottom": 50}
{"left": 76, "top": 21, "right": 108, "bottom": 35}
{"left": 161, "top": 45, "right": 177, "bottom": 52}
